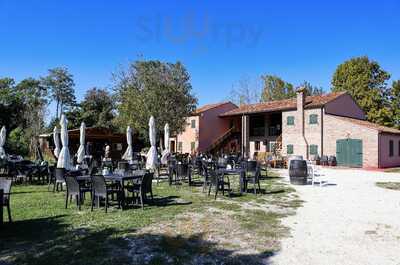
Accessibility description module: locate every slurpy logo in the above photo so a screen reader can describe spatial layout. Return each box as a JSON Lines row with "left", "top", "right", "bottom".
{"left": 135, "top": 11, "right": 263, "bottom": 54}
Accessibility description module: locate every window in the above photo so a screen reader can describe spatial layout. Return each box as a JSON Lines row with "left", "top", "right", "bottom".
{"left": 287, "top": 116, "right": 295, "bottom": 126}
{"left": 309, "top": 145, "right": 318, "bottom": 155}
{"left": 398, "top": 141, "right": 400, "bottom": 156}
{"left": 178, "top": 142, "right": 183, "bottom": 152}
{"left": 255, "top": 141, "right": 260, "bottom": 151}
{"left": 287, "top": 144, "right": 294, "bottom": 154}
{"left": 191, "top": 119, "right": 196, "bottom": 128}
{"left": 191, "top": 142, "right": 196, "bottom": 151}
{"left": 309, "top": 114, "right": 318, "bottom": 124}
{"left": 389, "top": 140, "right": 394, "bottom": 157}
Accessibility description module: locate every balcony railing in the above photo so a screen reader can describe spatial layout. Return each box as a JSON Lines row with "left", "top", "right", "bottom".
{"left": 251, "top": 127, "right": 265, "bottom": 137}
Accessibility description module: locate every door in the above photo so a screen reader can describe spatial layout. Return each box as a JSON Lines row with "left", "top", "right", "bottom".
{"left": 336, "top": 139, "right": 363, "bottom": 167}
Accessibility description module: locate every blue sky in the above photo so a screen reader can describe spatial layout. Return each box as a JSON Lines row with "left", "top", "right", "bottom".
{"left": 1, "top": 0, "right": 400, "bottom": 112}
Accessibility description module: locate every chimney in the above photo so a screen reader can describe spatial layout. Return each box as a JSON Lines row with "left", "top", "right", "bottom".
{"left": 296, "top": 87, "right": 308, "bottom": 159}
{"left": 296, "top": 87, "right": 306, "bottom": 129}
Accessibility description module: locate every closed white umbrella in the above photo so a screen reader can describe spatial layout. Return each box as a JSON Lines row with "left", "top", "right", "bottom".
{"left": 53, "top": 126, "right": 61, "bottom": 158}
{"left": 57, "top": 114, "right": 71, "bottom": 170}
{"left": 122, "top": 126, "right": 133, "bottom": 161}
{"left": 0, "top": 126, "right": 6, "bottom": 158}
{"left": 76, "top": 122, "right": 86, "bottom": 164}
{"left": 161, "top": 123, "right": 170, "bottom": 165}
{"left": 146, "top": 116, "right": 158, "bottom": 170}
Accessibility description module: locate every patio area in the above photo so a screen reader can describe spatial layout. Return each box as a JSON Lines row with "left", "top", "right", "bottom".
{"left": 272, "top": 168, "right": 400, "bottom": 265}
{"left": 0, "top": 171, "right": 303, "bottom": 265}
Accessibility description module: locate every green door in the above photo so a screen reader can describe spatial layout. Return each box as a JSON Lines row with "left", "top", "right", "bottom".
{"left": 336, "top": 139, "right": 363, "bottom": 167}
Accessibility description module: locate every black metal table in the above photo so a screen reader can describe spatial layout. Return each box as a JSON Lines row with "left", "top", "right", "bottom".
{"left": 217, "top": 168, "right": 246, "bottom": 194}
{"left": 77, "top": 170, "right": 146, "bottom": 208}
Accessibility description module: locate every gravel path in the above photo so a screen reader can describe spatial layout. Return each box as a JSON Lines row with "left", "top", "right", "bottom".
{"left": 271, "top": 168, "right": 400, "bottom": 265}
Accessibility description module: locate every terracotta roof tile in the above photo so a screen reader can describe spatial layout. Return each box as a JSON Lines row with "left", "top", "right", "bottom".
{"left": 194, "top": 101, "right": 234, "bottom": 115}
{"left": 220, "top": 91, "right": 347, "bottom": 116}
{"left": 331, "top": 116, "right": 400, "bottom": 134}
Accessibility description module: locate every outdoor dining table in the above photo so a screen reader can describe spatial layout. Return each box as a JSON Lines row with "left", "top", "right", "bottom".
{"left": 217, "top": 168, "right": 246, "bottom": 195}
{"left": 76, "top": 170, "right": 147, "bottom": 209}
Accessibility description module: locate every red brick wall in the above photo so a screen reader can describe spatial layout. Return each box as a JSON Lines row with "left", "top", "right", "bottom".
{"left": 378, "top": 133, "right": 400, "bottom": 168}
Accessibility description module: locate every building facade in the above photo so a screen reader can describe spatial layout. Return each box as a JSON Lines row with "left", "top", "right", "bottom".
{"left": 171, "top": 102, "right": 238, "bottom": 154}
{"left": 220, "top": 89, "right": 400, "bottom": 168}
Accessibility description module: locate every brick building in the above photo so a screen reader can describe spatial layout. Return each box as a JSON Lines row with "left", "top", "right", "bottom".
{"left": 220, "top": 88, "right": 400, "bottom": 168}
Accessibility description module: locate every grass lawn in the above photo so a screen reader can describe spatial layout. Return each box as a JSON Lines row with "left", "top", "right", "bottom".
{"left": 383, "top": 167, "right": 400, "bottom": 173}
{"left": 0, "top": 171, "right": 302, "bottom": 265}
{"left": 376, "top": 181, "right": 400, "bottom": 191}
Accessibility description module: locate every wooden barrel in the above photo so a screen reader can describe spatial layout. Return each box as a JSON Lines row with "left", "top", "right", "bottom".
{"left": 289, "top": 160, "right": 308, "bottom": 185}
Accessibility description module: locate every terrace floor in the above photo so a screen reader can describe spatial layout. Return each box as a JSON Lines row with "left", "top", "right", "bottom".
{"left": 0, "top": 172, "right": 302, "bottom": 265}
{"left": 271, "top": 168, "right": 400, "bottom": 265}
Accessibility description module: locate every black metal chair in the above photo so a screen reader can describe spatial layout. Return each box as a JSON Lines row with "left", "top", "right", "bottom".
{"left": 168, "top": 159, "right": 178, "bottom": 185}
{"left": 54, "top": 168, "right": 66, "bottom": 192}
{"left": 0, "top": 178, "right": 12, "bottom": 222}
{"left": 208, "top": 168, "right": 231, "bottom": 200}
{"left": 244, "top": 165, "right": 261, "bottom": 194}
{"left": 320, "top": 155, "right": 329, "bottom": 166}
{"left": 201, "top": 160, "right": 212, "bottom": 192}
{"left": 328, "top": 156, "right": 337, "bottom": 166}
{"left": 47, "top": 165, "right": 55, "bottom": 191}
{"left": 126, "top": 172, "right": 154, "bottom": 209}
{"left": 217, "top": 157, "right": 228, "bottom": 169}
{"left": 91, "top": 175, "right": 121, "bottom": 212}
{"left": 65, "top": 175, "right": 91, "bottom": 210}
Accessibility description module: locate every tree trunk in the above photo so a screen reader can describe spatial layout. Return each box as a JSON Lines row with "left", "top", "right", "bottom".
{"left": 56, "top": 100, "right": 59, "bottom": 120}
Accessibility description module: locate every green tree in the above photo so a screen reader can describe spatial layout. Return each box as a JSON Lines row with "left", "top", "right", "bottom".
{"left": 5, "top": 127, "right": 29, "bottom": 156}
{"left": 261, "top": 75, "right": 296, "bottom": 102}
{"left": 80, "top": 88, "right": 115, "bottom": 129}
{"left": 16, "top": 78, "right": 48, "bottom": 154}
{"left": 41, "top": 67, "right": 76, "bottom": 119}
{"left": 114, "top": 60, "right": 197, "bottom": 141}
{"left": 331, "top": 56, "right": 391, "bottom": 125}
{"left": 300, "top": 81, "right": 324, "bottom": 96}
{"left": 389, "top": 80, "right": 400, "bottom": 129}
{"left": 229, "top": 76, "right": 261, "bottom": 106}
{"left": 0, "top": 78, "right": 25, "bottom": 131}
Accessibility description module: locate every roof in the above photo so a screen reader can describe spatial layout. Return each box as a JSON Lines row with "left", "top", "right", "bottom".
{"left": 332, "top": 116, "right": 400, "bottom": 134}
{"left": 220, "top": 92, "right": 347, "bottom": 117}
{"left": 194, "top": 101, "right": 234, "bottom": 115}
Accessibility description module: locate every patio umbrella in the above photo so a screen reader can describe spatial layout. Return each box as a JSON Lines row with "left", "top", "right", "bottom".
{"left": 0, "top": 126, "right": 6, "bottom": 158}
{"left": 122, "top": 126, "right": 133, "bottom": 161}
{"left": 161, "top": 123, "right": 170, "bottom": 165}
{"left": 146, "top": 116, "right": 158, "bottom": 170}
{"left": 53, "top": 126, "right": 61, "bottom": 158}
{"left": 57, "top": 114, "right": 71, "bottom": 170}
{"left": 76, "top": 122, "right": 86, "bottom": 164}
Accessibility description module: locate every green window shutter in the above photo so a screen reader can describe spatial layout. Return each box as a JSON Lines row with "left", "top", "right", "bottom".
{"left": 191, "top": 119, "right": 196, "bottom": 128}
{"left": 287, "top": 116, "right": 294, "bottom": 125}
{"left": 309, "top": 145, "right": 318, "bottom": 155}
{"left": 287, "top": 144, "right": 294, "bottom": 154}
{"left": 191, "top": 142, "right": 195, "bottom": 151}
{"left": 309, "top": 114, "right": 318, "bottom": 124}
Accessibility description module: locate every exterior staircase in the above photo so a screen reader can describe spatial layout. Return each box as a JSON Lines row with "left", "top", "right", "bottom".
{"left": 205, "top": 127, "right": 237, "bottom": 153}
